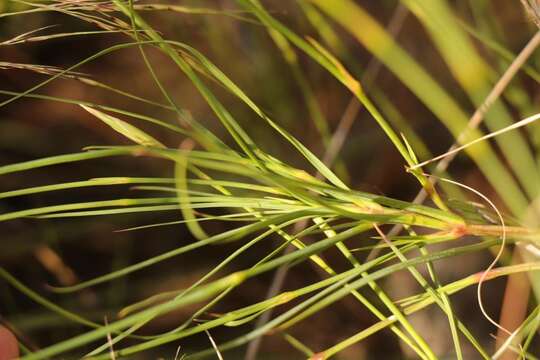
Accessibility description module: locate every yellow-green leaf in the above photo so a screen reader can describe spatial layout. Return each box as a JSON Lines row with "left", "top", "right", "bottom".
{"left": 81, "top": 104, "right": 165, "bottom": 148}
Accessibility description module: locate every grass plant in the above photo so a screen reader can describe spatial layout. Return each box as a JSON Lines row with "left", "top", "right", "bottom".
{"left": 2, "top": 0, "right": 540, "bottom": 359}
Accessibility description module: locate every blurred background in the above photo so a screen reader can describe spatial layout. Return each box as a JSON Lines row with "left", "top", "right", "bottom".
{"left": 1, "top": 0, "right": 540, "bottom": 358}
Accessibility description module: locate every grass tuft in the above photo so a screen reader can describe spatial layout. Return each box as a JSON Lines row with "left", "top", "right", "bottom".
{"left": 2, "top": 1, "right": 540, "bottom": 359}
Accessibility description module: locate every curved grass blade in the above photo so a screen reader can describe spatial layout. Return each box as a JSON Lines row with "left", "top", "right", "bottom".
{"left": 308, "top": 0, "right": 529, "bottom": 216}
{"left": 46, "top": 210, "right": 317, "bottom": 293}
{"left": 402, "top": 0, "right": 540, "bottom": 202}
{"left": 81, "top": 105, "right": 165, "bottom": 148}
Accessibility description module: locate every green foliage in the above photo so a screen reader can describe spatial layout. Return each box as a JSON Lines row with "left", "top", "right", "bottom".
{"left": 2, "top": 1, "right": 540, "bottom": 359}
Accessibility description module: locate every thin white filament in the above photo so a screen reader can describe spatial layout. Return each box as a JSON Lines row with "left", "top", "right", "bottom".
{"left": 423, "top": 174, "right": 510, "bottom": 338}
{"left": 409, "top": 113, "right": 540, "bottom": 171}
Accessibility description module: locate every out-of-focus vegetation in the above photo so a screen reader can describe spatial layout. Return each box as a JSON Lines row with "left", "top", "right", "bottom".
{"left": 1, "top": 1, "right": 540, "bottom": 359}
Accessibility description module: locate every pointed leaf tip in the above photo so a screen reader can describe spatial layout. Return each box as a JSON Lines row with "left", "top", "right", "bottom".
{"left": 81, "top": 104, "right": 165, "bottom": 148}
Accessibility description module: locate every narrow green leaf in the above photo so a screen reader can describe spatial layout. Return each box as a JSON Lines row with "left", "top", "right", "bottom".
{"left": 81, "top": 105, "right": 165, "bottom": 148}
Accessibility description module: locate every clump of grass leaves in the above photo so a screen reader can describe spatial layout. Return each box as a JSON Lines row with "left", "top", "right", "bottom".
{"left": 2, "top": 0, "right": 540, "bottom": 359}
